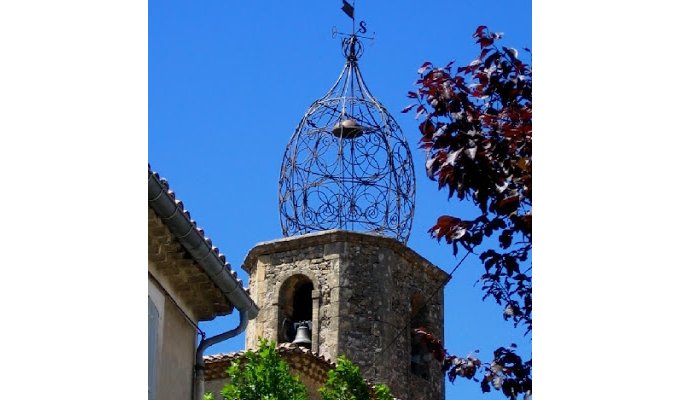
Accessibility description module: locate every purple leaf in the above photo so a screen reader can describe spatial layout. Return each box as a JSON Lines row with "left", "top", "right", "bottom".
{"left": 401, "top": 104, "right": 417, "bottom": 113}
{"left": 417, "top": 61, "right": 433, "bottom": 74}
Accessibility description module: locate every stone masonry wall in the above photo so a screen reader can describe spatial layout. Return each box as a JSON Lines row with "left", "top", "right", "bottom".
{"left": 338, "top": 243, "right": 445, "bottom": 400}
{"left": 246, "top": 241, "right": 343, "bottom": 362}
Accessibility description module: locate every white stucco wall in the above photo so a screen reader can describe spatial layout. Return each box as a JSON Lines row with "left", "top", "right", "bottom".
{"left": 149, "top": 277, "right": 198, "bottom": 400}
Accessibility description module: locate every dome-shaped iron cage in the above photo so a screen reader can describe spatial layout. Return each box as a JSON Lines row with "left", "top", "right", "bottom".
{"left": 279, "top": 35, "right": 415, "bottom": 243}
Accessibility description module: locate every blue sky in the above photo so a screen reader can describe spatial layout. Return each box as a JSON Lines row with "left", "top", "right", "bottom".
{"left": 4, "top": 1, "right": 680, "bottom": 400}
{"left": 149, "top": 1, "right": 531, "bottom": 399}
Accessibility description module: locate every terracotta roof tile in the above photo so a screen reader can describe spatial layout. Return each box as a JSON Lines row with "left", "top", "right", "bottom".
{"left": 149, "top": 165, "right": 250, "bottom": 295}
{"left": 148, "top": 165, "right": 256, "bottom": 320}
{"left": 204, "top": 343, "right": 335, "bottom": 383}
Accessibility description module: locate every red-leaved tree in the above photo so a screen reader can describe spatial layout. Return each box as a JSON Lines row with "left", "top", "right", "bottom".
{"left": 404, "top": 26, "right": 531, "bottom": 400}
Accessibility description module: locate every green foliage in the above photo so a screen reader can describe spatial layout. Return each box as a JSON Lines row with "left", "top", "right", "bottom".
{"left": 319, "top": 356, "right": 393, "bottom": 400}
{"left": 371, "top": 384, "right": 393, "bottom": 400}
{"left": 207, "top": 343, "right": 393, "bottom": 400}
{"left": 214, "top": 339, "right": 309, "bottom": 400}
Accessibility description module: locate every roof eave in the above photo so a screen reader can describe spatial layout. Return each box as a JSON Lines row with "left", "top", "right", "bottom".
{"left": 148, "top": 166, "right": 259, "bottom": 320}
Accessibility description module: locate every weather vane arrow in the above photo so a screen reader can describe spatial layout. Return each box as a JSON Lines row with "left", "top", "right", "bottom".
{"left": 341, "top": 0, "right": 355, "bottom": 20}
{"left": 335, "top": 0, "right": 373, "bottom": 40}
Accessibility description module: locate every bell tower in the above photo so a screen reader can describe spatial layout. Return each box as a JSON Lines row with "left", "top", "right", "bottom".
{"left": 243, "top": 231, "right": 449, "bottom": 400}
{"left": 244, "top": 10, "right": 448, "bottom": 400}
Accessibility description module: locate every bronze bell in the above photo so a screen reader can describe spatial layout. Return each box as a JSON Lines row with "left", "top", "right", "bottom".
{"left": 331, "top": 118, "right": 364, "bottom": 139}
{"left": 292, "top": 322, "right": 312, "bottom": 347}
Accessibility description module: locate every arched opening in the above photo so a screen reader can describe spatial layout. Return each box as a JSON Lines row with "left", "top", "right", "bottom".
{"left": 410, "top": 293, "right": 431, "bottom": 380}
{"left": 278, "top": 275, "right": 314, "bottom": 346}
{"left": 292, "top": 281, "right": 313, "bottom": 322}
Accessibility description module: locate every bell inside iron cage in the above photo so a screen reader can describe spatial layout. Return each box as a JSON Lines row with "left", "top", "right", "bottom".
{"left": 278, "top": 34, "right": 416, "bottom": 243}
{"left": 331, "top": 117, "right": 364, "bottom": 139}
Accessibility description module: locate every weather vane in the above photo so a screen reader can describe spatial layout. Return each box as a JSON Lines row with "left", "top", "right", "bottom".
{"left": 332, "top": 1, "right": 375, "bottom": 41}
{"left": 278, "top": 0, "right": 415, "bottom": 243}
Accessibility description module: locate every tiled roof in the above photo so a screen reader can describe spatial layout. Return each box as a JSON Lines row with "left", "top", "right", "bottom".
{"left": 148, "top": 165, "right": 255, "bottom": 321}
{"left": 204, "top": 342, "right": 335, "bottom": 384}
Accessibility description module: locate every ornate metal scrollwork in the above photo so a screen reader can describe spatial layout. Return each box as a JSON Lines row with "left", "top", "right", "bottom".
{"left": 279, "top": 35, "right": 415, "bottom": 243}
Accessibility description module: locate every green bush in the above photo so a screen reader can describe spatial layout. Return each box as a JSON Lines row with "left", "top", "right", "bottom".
{"left": 319, "top": 356, "right": 392, "bottom": 400}
{"left": 205, "top": 342, "right": 393, "bottom": 400}
{"left": 208, "top": 339, "right": 309, "bottom": 400}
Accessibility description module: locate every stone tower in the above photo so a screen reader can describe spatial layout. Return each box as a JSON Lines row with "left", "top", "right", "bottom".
{"left": 243, "top": 230, "right": 449, "bottom": 400}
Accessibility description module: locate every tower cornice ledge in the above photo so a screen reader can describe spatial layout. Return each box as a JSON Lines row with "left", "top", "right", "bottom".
{"left": 242, "top": 230, "right": 450, "bottom": 284}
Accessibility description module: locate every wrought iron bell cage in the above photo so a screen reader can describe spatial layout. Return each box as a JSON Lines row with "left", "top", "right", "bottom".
{"left": 279, "top": 35, "right": 415, "bottom": 243}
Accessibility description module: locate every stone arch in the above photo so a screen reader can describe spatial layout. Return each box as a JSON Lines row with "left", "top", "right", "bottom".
{"left": 277, "top": 272, "right": 319, "bottom": 347}
{"left": 273, "top": 268, "right": 321, "bottom": 299}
